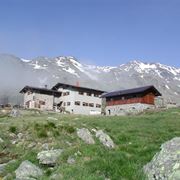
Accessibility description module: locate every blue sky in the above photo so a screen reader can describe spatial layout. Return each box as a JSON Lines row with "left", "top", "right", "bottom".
{"left": 0, "top": 0, "right": 180, "bottom": 67}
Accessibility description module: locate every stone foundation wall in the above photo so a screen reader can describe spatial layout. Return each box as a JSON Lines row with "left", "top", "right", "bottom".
{"left": 105, "top": 103, "right": 155, "bottom": 116}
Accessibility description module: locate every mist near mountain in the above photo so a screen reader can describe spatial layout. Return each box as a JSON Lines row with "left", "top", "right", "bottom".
{"left": 0, "top": 53, "right": 180, "bottom": 105}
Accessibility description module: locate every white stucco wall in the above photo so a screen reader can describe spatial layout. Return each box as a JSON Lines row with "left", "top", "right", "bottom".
{"left": 56, "top": 87, "right": 102, "bottom": 115}
{"left": 106, "top": 103, "right": 155, "bottom": 116}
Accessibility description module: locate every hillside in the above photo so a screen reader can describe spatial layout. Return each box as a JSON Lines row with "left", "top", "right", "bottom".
{"left": 0, "top": 54, "right": 180, "bottom": 104}
{"left": 0, "top": 108, "right": 180, "bottom": 179}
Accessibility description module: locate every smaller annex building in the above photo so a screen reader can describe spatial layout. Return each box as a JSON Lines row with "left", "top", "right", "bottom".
{"left": 20, "top": 86, "right": 61, "bottom": 111}
{"left": 101, "top": 85, "right": 161, "bottom": 115}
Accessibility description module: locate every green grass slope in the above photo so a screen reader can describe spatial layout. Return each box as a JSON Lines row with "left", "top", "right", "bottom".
{"left": 0, "top": 108, "right": 180, "bottom": 180}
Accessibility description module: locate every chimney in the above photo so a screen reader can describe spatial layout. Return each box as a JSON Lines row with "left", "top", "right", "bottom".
{"left": 76, "top": 81, "right": 80, "bottom": 87}
{"left": 44, "top": 85, "right": 48, "bottom": 89}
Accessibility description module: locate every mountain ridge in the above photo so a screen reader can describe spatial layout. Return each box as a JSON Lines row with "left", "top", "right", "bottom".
{"left": 0, "top": 54, "right": 180, "bottom": 104}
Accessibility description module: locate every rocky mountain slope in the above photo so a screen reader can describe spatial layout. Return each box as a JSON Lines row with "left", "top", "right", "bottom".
{"left": 0, "top": 53, "right": 180, "bottom": 104}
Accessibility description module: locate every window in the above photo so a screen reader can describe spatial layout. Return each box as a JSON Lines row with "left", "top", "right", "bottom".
{"left": 89, "top": 103, "right": 94, "bottom": 107}
{"left": 87, "top": 92, "right": 92, "bottom": 96}
{"left": 79, "top": 91, "right": 84, "bottom": 95}
{"left": 66, "top": 92, "right": 70, "bottom": 95}
{"left": 94, "top": 94, "right": 99, "bottom": 97}
{"left": 39, "top": 101, "right": 45, "bottom": 105}
{"left": 96, "top": 104, "right": 101, "bottom": 108}
{"left": 75, "top": 101, "right": 80, "bottom": 106}
{"left": 67, "top": 102, "right": 71, "bottom": 106}
{"left": 64, "top": 102, "right": 66, "bottom": 106}
{"left": 27, "top": 91, "right": 32, "bottom": 95}
{"left": 63, "top": 92, "right": 70, "bottom": 96}
{"left": 33, "top": 96, "right": 36, "bottom": 101}
{"left": 83, "top": 102, "right": 88, "bottom": 106}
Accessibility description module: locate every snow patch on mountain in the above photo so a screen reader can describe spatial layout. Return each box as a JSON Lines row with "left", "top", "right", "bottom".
{"left": 30, "top": 61, "right": 47, "bottom": 70}
{"left": 62, "top": 67, "right": 79, "bottom": 77}
{"left": 21, "top": 58, "right": 31, "bottom": 63}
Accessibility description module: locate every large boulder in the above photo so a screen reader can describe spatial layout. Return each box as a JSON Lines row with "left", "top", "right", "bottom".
{"left": 15, "top": 160, "right": 43, "bottom": 180}
{"left": 95, "top": 130, "right": 115, "bottom": 149}
{"left": 144, "top": 137, "right": 180, "bottom": 180}
{"left": 37, "top": 149, "right": 63, "bottom": 166}
{"left": 77, "top": 128, "right": 95, "bottom": 144}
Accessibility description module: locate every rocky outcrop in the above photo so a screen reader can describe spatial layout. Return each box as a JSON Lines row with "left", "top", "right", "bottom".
{"left": 144, "top": 137, "right": 180, "bottom": 180}
{"left": 15, "top": 160, "right": 43, "bottom": 180}
{"left": 95, "top": 130, "right": 115, "bottom": 149}
{"left": 77, "top": 128, "right": 95, "bottom": 144}
{"left": 37, "top": 149, "right": 63, "bottom": 166}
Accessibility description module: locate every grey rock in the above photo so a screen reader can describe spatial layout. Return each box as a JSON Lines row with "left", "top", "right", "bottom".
{"left": 0, "top": 160, "right": 16, "bottom": 174}
{"left": 47, "top": 117, "right": 58, "bottom": 121}
{"left": 17, "top": 133, "right": 23, "bottom": 140}
{"left": 37, "top": 149, "right": 63, "bottom": 166}
{"left": 27, "top": 142, "right": 36, "bottom": 149}
{"left": 9, "top": 133, "right": 16, "bottom": 139}
{"left": 169, "top": 170, "right": 180, "bottom": 180}
{"left": 77, "top": 128, "right": 95, "bottom": 144}
{"left": 0, "top": 163, "right": 7, "bottom": 174}
{"left": 144, "top": 137, "right": 180, "bottom": 180}
{"left": 2, "top": 173, "right": 13, "bottom": 180}
{"left": 15, "top": 160, "right": 43, "bottom": 179}
{"left": 41, "top": 143, "right": 49, "bottom": 150}
{"left": 9, "top": 109, "right": 20, "bottom": 117}
{"left": 50, "top": 173, "right": 63, "bottom": 180}
{"left": 67, "top": 156, "right": 75, "bottom": 164}
{"left": 0, "top": 137, "right": 4, "bottom": 143}
{"left": 96, "top": 130, "right": 115, "bottom": 149}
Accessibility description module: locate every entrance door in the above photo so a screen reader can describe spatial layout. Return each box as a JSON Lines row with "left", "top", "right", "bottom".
{"left": 108, "top": 109, "right": 111, "bottom": 115}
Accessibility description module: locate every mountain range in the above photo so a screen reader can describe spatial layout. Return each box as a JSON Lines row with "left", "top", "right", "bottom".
{"left": 0, "top": 53, "right": 180, "bottom": 105}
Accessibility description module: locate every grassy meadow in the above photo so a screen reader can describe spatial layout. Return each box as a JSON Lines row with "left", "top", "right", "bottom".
{"left": 0, "top": 108, "right": 180, "bottom": 180}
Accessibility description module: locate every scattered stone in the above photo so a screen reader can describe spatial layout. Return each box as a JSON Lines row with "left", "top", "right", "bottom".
{"left": 17, "top": 133, "right": 23, "bottom": 139}
{"left": 95, "top": 130, "right": 115, "bottom": 149}
{"left": 9, "top": 109, "right": 20, "bottom": 117}
{"left": 0, "top": 163, "right": 7, "bottom": 174}
{"left": 65, "top": 141, "right": 72, "bottom": 146}
{"left": 9, "top": 133, "right": 16, "bottom": 139}
{"left": 77, "top": 128, "right": 95, "bottom": 144}
{"left": 67, "top": 156, "right": 75, "bottom": 164}
{"left": 37, "top": 149, "right": 63, "bottom": 166}
{"left": 0, "top": 160, "right": 16, "bottom": 175}
{"left": 47, "top": 117, "right": 58, "bottom": 121}
{"left": 15, "top": 160, "right": 43, "bottom": 180}
{"left": 50, "top": 173, "right": 63, "bottom": 180}
{"left": 27, "top": 142, "right": 36, "bottom": 149}
{"left": 11, "top": 140, "right": 18, "bottom": 145}
{"left": 2, "top": 173, "right": 13, "bottom": 180}
{"left": 0, "top": 137, "right": 4, "bottom": 143}
{"left": 41, "top": 143, "right": 50, "bottom": 150}
{"left": 144, "top": 137, "right": 180, "bottom": 180}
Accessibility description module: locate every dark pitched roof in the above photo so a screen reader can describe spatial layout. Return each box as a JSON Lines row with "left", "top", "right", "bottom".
{"left": 101, "top": 85, "right": 161, "bottom": 98}
{"left": 19, "top": 86, "right": 62, "bottom": 97}
{"left": 52, "top": 83, "right": 106, "bottom": 94}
